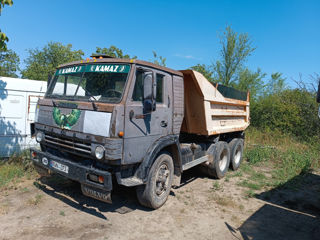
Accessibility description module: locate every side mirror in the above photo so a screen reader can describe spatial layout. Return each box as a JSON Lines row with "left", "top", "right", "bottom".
{"left": 317, "top": 82, "right": 320, "bottom": 103}
{"left": 143, "top": 73, "right": 156, "bottom": 113}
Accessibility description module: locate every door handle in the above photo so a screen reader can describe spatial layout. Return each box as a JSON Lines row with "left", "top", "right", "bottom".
{"left": 160, "top": 121, "right": 167, "bottom": 127}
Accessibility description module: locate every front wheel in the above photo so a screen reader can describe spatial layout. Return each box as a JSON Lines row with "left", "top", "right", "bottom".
{"left": 136, "top": 152, "right": 174, "bottom": 209}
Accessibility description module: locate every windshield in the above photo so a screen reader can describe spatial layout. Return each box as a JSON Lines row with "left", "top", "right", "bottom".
{"left": 46, "top": 64, "right": 131, "bottom": 103}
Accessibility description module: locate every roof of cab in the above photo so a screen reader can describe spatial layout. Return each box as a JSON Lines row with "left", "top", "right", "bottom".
{"left": 58, "top": 58, "right": 183, "bottom": 77}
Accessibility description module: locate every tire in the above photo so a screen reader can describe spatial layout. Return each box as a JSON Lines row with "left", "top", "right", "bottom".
{"left": 229, "top": 138, "right": 244, "bottom": 171}
{"left": 34, "top": 164, "right": 51, "bottom": 177}
{"left": 202, "top": 141, "right": 230, "bottom": 179}
{"left": 136, "top": 152, "right": 174, "bottom": 209}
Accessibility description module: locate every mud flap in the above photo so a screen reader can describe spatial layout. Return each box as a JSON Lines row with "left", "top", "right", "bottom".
{"left": 81, "top": 184, "right": 112, "bottom": 203}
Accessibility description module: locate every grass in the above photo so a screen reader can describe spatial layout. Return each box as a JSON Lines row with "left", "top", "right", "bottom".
{"left": 0, "top": 164, "right": 25, "bottom": 189}
{"left": 211, "top": 182, "right": 222, "bottom": 191}
{"left": 235, "top": 127, "right": 320, "bottom": 196}
{"left": 28, "top": 194, "right": 43, "bottom": 205}
{"left": 0, "top": 150, "right": 36, "bottom": 190}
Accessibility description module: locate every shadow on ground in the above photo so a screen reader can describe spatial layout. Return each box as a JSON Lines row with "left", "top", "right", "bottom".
{"left": 226, "top": 172, "right": 320, "bottom": 240}
{"left": 33, "top": 166, "right": 208, "bottom": 220}
{"left": 34, "top": 174, "right": 151, "bottom": 220}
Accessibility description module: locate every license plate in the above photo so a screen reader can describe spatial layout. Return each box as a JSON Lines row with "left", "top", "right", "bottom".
{"left": 50, "top": 160, "right": 69, "bottom": 174}
{"left": 81, "top": 185, "right": 112, "bottom": 203}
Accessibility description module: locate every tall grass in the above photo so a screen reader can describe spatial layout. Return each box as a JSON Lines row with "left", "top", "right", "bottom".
{"left": 0, "top": 150, "right": 35, "bottom": 189}
{"left": 240, "top": 127, "right": 320, "bottom": 191}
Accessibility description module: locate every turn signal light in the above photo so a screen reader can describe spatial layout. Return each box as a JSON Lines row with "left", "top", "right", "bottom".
{"left": 31, "top": 151, "right": 37, "bottom": 159}
{"left": 98, "top": 176, "right": 104, "bottom": 184}
{"left": 118, "top": 131, "right": 124, "bottom": 137}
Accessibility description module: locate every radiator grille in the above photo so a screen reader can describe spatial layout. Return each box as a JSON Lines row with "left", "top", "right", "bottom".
{"left": 44, "top": 133, "right": 91, "bottom": 155}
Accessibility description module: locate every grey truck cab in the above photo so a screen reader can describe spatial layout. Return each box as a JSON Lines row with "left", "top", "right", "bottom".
{"left": 30, "top": 55, "right": 250, "bottom": 209}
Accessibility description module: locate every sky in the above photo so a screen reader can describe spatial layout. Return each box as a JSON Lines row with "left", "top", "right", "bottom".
{"left": 1, "top": 0, "right": 319, "bottom": 86}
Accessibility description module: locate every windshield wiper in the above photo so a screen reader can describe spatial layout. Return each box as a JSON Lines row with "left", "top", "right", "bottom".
{"left": 84, "top": 89, "right": 98, "bottom": 111}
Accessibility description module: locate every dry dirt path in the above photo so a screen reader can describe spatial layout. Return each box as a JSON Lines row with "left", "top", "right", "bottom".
{"left": 0, "top": 168, "right": 319, "bottom": 240}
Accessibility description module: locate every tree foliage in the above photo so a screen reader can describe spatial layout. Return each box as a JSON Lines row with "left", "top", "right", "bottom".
{"left": 213, "top": 26, "right": 255, "bottom": 85}
{"left": 152, "top": 51, "right": 166, "bottom": 67}
{"left": 190, "top": 64, "right": 213, "bottom": 81}
{"left": 94, "top": 45, "right": 136, "bottom": 59}
{"left": 251, "top": 89, "right": 320, "bottom": 140}
{"left": 236, "top": 68, "right": 266, "bottom": 100}
{"left": 0, "top": 0, "right": 13, "bottom": 50}
{"left": 21, "top": 42, "right": 84, "bottom": 81}
{"left": 0, "top": 48, "right": 19, "bottom": 77}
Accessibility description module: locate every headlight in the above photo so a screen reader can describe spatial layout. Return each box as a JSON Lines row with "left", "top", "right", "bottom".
{"left": 95, "top": 145, "right": 105, "bottom": 160}
{"left": 36, "top": 132, "right": 44, "bottom": 142}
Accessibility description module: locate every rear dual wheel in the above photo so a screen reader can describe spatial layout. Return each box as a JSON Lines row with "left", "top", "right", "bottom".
{"left": 201, "top": 141, "right": 231, "bottom": 179}
{"left": 201, "top": 138, "right": 244, "bottom": 179}
{"left": 229, "top": 138, "right": 244, "bottom": 171}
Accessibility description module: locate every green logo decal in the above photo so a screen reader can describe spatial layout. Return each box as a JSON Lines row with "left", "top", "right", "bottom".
{"left": 53, "top": 107, "right": 81, "bottom": 129}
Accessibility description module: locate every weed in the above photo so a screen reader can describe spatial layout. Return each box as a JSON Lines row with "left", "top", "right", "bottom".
{"left": 211, "top": 195, "right": 237, "bottom": 208}
{"left": 231, "top": 171, "right": 243, "bottom": 178}
{"left": 244, "top": 190, "right": 256, "bottom": 199}
{"left": 0, "top": 164, "right": 24, "bottom": 189}
{"left": 225, "top": 175, "right": 230, "bottom": 182}
{"left": 244, "top": 146, "right": 275, "bottom": 165}
{"left": 20, "top": 187, "right": 29, "bottom": 193}
{"left": 59, "top": 211, "right": 65, "bottom": 216}
{"left": 239, "top": 204, "right": 245, "bottom": 211}
{"left": 28, "top": 194, "right": 43, "bottom": 205}
{"left": 211, "top": 182, "right": 222, "bottom": 191}
{"left": 238, "top": 180, "right": 262, "bottom": 190}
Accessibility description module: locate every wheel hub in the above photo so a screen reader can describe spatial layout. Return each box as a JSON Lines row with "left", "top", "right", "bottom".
{"left": 155, "top": 164, "right": 170, "bottom": 196}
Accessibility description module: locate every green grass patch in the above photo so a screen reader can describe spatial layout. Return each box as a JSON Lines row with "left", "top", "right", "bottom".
{"left": 0, "top": 150, "right": 35, "bottom": 190}
{"left": 238, "top": 180, "right": 263, "bottom": 190}
{"left": 236, "top": 128, "right": 320, "bottom": 194}
{"left": 0, "top": 164, "right": 25, "bottom": 188}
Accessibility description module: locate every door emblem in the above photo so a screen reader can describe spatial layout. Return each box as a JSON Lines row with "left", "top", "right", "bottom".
{"left": 52, "top": 107, "right": 81, "bottom": 129}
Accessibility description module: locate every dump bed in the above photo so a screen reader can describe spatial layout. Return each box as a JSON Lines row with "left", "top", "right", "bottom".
{"left": 180, "top": 70, "right": 250, "bottom": 136}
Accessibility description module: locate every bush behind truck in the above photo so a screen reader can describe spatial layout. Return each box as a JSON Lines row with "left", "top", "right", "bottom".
{"left": 30, "top": 55, "right": 250, "bottom": 209}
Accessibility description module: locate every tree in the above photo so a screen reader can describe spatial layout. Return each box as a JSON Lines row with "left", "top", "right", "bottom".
{"left": 94, "top": 45, "right": 136, "bottom": 59}
{"left": 0, "top": 48, "right": 19, "bottom": 77}
{"left": 213, "top": 26, "right": 255, "bottom": 86}
{"left": 21, "top": 42, "right": 84, "bottom": 81}
{"left": 152, "top": 51, "right": 166, "bottom": 67}
{"left": 236, "top": 68, "right": 266, "bottom": 100}
{"left": 190, "top": 64, "right": 213, "bottom": 81}
{"left": 0, "top": 0, "right": 13, "bottom": 50}
{"left": 265, "top": 72, "right": 286, "bottom": 95}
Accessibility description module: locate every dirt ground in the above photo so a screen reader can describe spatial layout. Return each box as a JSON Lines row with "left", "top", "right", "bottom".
{"left": 0, "top": 167, "right": 319, "bottom": 240}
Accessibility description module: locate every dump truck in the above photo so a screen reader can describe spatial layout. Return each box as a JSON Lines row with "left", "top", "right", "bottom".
{"left": 30, "top": 55, "right": 250, "bottom": 209}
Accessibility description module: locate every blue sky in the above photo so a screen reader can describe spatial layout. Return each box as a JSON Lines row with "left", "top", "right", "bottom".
{"left": 1, "top": 0, "right": 319, "bottom": 86}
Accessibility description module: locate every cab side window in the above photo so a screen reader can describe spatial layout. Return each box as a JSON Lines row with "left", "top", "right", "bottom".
{"left": 132, "top": 70, "right": 144, "bottom": 101}
{"left": 131, "top": 70, "right": 164, "bottom": 103}
{"left": 156, "top": 74, "right": 164, "bottom": 103}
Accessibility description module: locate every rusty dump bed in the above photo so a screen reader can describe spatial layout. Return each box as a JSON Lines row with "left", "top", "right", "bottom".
{"left": 180, "top": 70, "right": 250, "bottom": 136}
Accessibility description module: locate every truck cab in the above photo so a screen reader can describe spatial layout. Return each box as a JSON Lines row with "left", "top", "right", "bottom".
{"left": 30, "top": 56, "right": 249, "bottom": 209}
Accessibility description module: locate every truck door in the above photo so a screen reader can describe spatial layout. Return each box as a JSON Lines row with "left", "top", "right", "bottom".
{"left": 123, "top": 66, "right": 173, "bottom": 164}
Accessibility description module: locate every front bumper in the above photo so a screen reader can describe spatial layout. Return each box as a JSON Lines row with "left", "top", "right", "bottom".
{"left": 30, "top": 148, "right": 112, "bottom": 203}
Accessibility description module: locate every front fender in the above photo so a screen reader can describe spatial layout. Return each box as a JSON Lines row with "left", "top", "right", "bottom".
{"left": 135, "top": 134, "right": 182, "bottom": 182}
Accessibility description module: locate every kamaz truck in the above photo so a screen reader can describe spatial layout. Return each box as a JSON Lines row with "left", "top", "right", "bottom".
{"left": 30, "top": 55, "right": 250, "bottom": 209}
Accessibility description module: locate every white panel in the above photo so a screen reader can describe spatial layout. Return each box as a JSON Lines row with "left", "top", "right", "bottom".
{"left": 83, "top": 111, "right": 112, "bottom": 137}
{"left": 0, "top": 94, "right": 24, "bottom": 118}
